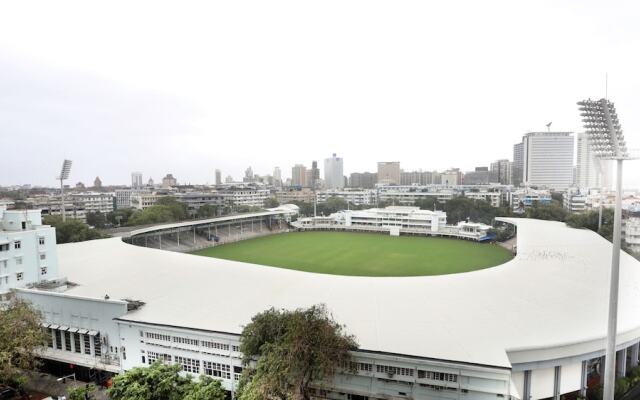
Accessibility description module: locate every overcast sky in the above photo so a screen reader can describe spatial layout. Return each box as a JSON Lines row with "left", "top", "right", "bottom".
{"left": 1, "top": 0, "right": 639, "bottom": 187}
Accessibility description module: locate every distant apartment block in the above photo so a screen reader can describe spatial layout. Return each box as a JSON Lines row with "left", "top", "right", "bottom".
{"left": 131, "top": 172, "right": 143, "bottom": 189}
{"left": 291, "top": 164, "right": 307, "bottom": 187}
{"left": 324, "top": 154, "right": 344, "bottom": 189}
{"left": 377, "top": 162, "right": 401, "bottom": 185}
{"left": 348, "top": 172, "right": 377, "bottom": 189}
{"left": 522, "top": 132, "right": 574, "bottom": 190}
{"left": 71, "top": 192, "right": 115, "bottom": 214}
{"left": 316, "top": 189, "right": 376, "bottom": 206}
{"left": 512, "top": 142, "right": 524, "bottom": 187}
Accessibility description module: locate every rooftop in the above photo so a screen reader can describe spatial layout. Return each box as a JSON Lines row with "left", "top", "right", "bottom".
{"left": 46, "top": 218, "right": 640, "bottom": 368}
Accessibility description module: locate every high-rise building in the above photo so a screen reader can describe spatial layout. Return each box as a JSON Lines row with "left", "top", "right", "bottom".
{"left": 215, "top": 169, "right": 222, "bottom": 186}
{"left": 93, "top": 176, "right": 102, "bottom": 189}
{"left": 512, "top": 142, "right": 524, "bottom": 187}
{"left": 131, "top": 172, "right": 143, "bottom": 189}
{"left": 522, "top": 132, "right": 574, "bottom": 190}
{"left": 324, "top": 154, "right": 344, "bottom": 189}
{"left": 441, "top": 169, "right": 462, "bottom": 186}
{"left": 349, "top": 172, "right": 377, "bottom": 188}
{"left": 400, "top": 171, "right": 434, "bottom": 186}
{"left": 291, "top": 164, "right": 307, "bottom": 187}
{"left": 310, "top": 161, "right": 320, "bottom": 189}
{"left": 576, "top": 132, "right": 612, "bottom": 190}
{"left": 243, "top": 167, "right": 254, "bottom": 183}
{"left": 377, "top": 162, "right": 401, "bottom": 185}
{"left": 464, "top": 167, "right": 490, "bottom": 185}
{"left": 489, "top": 160, "right": 512, "bottom": 185}
{"left": 273, "top": 167, "right": 282, "bottom": 187}
{"left": 162, "top": 174, "right": 177, "bottom": 188}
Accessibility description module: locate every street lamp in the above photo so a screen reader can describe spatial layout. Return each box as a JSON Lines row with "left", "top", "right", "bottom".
{"left": 56, "top": 160, "right": 73, "bottom": 222}
{"left": 578, "top": 98, "right": 636, "bottom": 400}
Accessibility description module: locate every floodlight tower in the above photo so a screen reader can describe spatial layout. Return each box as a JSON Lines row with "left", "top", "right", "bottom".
{"left": 57, "top": 160, "right": 72, "bottom": 222}
{"left": 578, "top": 99, "right": 636, "bottom": 400}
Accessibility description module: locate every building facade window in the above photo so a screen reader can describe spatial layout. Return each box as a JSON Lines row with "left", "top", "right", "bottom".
{"left": 173, "top": 336, "right": 199, "bottom": 346}
{"left": 94, "top": 336, "right": 102, "bottom": 357}
{"left": 47, "top": 329, "right": 54, "bottom": 348}
{"left": 40, "top": 267, "right": 47, "bottom": 275}
{"left": 175, "top": 356, "right": 200, "bottom": 374}
{"left": 40, "top": 253, "right": 46, "bottom": 260}
{"left": 15, "top": 257, "right": 22, "bottom": 265}
{"left": 83, "top": 334, "right": 91, "bottom": 355}
{"left": 39, "top": 237, "right": 45, "bottom": 245}
{"left": 54, "top": 330, "right": 62, "bottom": 350}
{"left": 147, "top": 351, "right": 172, "bottom": 364}
{"left": 0, "top": 244, "right": 9, "bottom": 251}
{"left": 14, "top": 241, "right": 21, "bottom": 249}
{"left": 16, "top": 272, "right": 23, "bottom": 281}
{"left": 64, "top": 332, "right": 72, "bottom": 351}
{"left": 145, "top": 332, "right": 171, "bottom": 342}
{"left": 203, "top": 361, "right": 230, "bottom": 379}
{"left": 73, "top": 333, "right": 81, "bottom": 353}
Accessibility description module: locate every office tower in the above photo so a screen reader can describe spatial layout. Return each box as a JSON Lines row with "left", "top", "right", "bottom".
{"left": 291, "top": 164, "right": 307, "bottom": 187}
{"left": 489, "top": 160, "right": 512, "bottom": 185}
{"left": 131, "top": 172, "right": 143, "bottom": 188}
{"left": 441, "top": 169, "right": 462, "bottom": 186}
{"left": 215, "top": 169, "right": 222, "bottom": 186}
{"left": 273, "top": 167, "right": 282, "bottom": 187}
{"left": 377, "top": 162, "right": 401, "bottom": 185}
{"left": 324, "top": 154, "right": 344, "bottom": 189}
{"left": 522, "top": 132, "right": 574, "bottom": 190}
{"left": 512, "top": 142, "right": 524, "bottom": 187}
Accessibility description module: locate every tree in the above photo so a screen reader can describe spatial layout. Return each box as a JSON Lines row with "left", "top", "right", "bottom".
{"left": 107, "top": 208, "right": 136, "bottom": 226}
{"left": 0, "top": 299, "right": 47, "bottom": 387}
{"left": 238, "top": 304, "right": 357, "bottom": 400}
{"left": 68, "top": 384, "right": 96, "bottom": 400}
{"left": 43, "top": 216, "right": 108, "bottom": 244}
{"left": 414, "top": 197, "right": 438, "bottom": 211}
{"left": 196, "top": 204, "right": 219, "bottom": 219}
{"left": 85, "top": 211, "right": 106, "bottom": 228}
{"left": 566, "top": 208, "right": 614, "bottom": 241}
{"left": 524, "top": 203, "right": 568, "bottom": 222}
{"left": 264, "top": 198, "right": 280, "bottom": 208}
{"left": 108, "top": 362, "right": 225, "bottom": 400}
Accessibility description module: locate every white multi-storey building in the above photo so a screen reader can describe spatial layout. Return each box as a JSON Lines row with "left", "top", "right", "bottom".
{"left": 71, "top": 192, "right": 115, "bottom": 214}
{"left": 522, "top": 132, "right": 574, "bottom": 190}
{"left": 509, "top": 188, "right": 552, "bottom": 213}
{"left": 316, "top": 189, "right": 377, "bottom": 206}
{"left": 324, "top": 154, "right": 344, "bottom": 189}
{"left": 26, "top": 195, "right": 87, "bottom": 222}
{"left": 464, "top": 191, "right": 503, "bottom": 207}
{"left": 218, "top": 188, "right": 270, "bottom": 208}
{"left": 293, "top": 206, "right": 493, "bottom": 240}
{"left": 131, "top": 194, "right": 163, "bottom": 210}
{"left": 0, "top": 205, "right": 59, "bottom": 298}
{"left": 115, "top": 189, "right": 151, "bottom": 209}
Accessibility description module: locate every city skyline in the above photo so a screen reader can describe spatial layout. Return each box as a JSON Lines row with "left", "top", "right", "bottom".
{"left": 1, "top": 1, "right": 639, "bottom": 187}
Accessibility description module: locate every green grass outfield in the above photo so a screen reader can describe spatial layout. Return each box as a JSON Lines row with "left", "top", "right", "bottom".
{"left": 190, "top": 231, "right": 513, "bottom": 277}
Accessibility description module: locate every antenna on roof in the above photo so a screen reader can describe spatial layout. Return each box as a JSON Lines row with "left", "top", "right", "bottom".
{"left": 546, "top": 122, "right": 552, "bottom": 132}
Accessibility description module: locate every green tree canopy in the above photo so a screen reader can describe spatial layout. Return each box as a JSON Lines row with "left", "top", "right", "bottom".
{"left": 43, "top": 215, "right": 108, "bottom": 244}
{"left": 85, "top": 211, "right": 106, "bottom": 228}
{"left": 264, "top": 198, "right": 280, "bottom": 208}
{"left": 196, "top": 204, "right": 219, "bottom": 219}
{"left": 524, "top": 203, "right": 568, "bottom": 222}
{"left": 0, "top": 299, "right": 47, "bottom": 387}
{"left": 107, "top": 362, "right": 225, "bottom": 400}
{"left": 238, "top": 304, "right": 357, "bottom": 400}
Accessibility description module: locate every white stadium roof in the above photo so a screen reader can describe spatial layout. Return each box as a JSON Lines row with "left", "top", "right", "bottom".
{"left": 55, "top": 218, "right": 640, "bottom": 368}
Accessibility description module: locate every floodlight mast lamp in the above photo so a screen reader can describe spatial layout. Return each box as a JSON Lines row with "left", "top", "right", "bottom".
{"left": 578, "top": 98, "right": 634, "bottom": 400}
{"left": 57, "top": 160, "right": 72, "bottom": 222}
